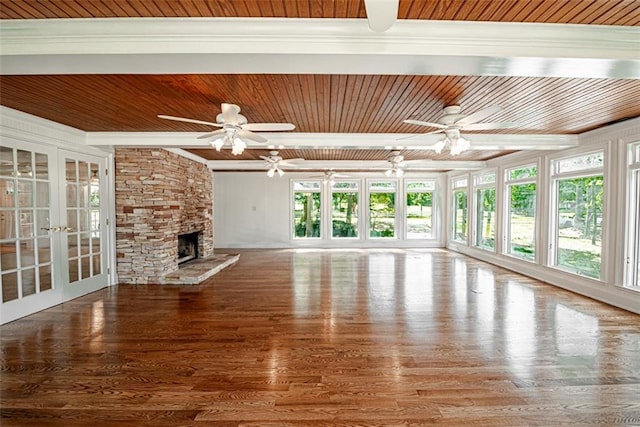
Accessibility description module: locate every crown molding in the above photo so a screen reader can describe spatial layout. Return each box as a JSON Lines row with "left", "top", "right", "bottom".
{"left": 1, "top": 18, "right": 638, "bottom": 78}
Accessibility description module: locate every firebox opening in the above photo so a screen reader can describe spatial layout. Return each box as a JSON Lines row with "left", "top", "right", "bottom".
{"left": 177, "top": 232, "right": 199, "bottom": 265}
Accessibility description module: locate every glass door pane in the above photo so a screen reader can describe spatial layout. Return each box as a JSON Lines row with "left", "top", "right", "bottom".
{"left": 66, "top": 159, "right": 103, "bottom": 285}
{"left": 1, "top": 146, "right": 54, "bottom": 307}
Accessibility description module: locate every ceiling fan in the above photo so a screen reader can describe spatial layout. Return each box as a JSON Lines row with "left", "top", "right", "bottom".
{"left": 403, "top": 105, "right": 518, "bottom": 155}
{"left": 311, "top": 170, "right": 351, "bottom": 183}
{"left": 260, "top": 151, "right": 304, "bottom": 177}
{"left": 384, "top": 151, "right": 407, "bottom": 177}
{"left": 158, "top": 103, "right": 295, "bottom": 155}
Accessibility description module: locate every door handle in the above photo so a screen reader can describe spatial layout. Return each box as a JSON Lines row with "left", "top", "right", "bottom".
{"left": 41, "top": 226, "right": 61, "bottom": 232}
{"left": 61, "top": 226, "right": 75, "bottom": 232}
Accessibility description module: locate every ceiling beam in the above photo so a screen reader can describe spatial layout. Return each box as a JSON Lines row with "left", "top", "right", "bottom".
{"left": 87, "top": 132, "right": 579, "bottom": 151}
{"left": 1, "top": 18, "right": 638, "bottom": 78}
{"left": 206, "top": 159, "right": 487, "bottom": 172}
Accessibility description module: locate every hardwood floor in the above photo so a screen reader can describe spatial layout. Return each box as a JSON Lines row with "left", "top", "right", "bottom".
{"left": 1, "top": 249, "right": 639, "bottom": 426}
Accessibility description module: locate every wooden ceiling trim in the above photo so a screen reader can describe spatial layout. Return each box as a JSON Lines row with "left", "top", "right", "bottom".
{"left": 500, "top": 0, "right": 544, "bottom": 22}
{"left": 355, "top": 75, "right": 386, "bottom": 134}
{"left": 533, "top": 1, "right": 580, "bottom": 24}
{"left": 1, "top": 74, "right": 639, "bottom": 134}
{"left": 1, "top": 0, "right": 638, "bottom": 24}
{"left": 344, "top": 75, "right": 367, "bottom": 134}
{"left": 398, "top": 0, "right": 429, "bottom": 20}
{"left": 4, "top": 0, "right": 52, "bottom": 18}
{"left": 358, "top": 75, "right": 396, "bottom": 133}
{"left": 468, "top": 0, "right": 514, "bottom": 22}
{"left": 612, "top": 2, "right": 640, "bottom": 26}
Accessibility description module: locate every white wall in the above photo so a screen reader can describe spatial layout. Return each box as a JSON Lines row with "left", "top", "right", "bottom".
{"left": 213, "top": 172, "right": 446, "bottom": 248}
{"left": 214, "top": 172, "right": 292, "bottom": 248}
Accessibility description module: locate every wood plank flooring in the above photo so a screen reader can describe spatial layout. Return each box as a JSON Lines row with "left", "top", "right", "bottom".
{"left": 1, "top": 248, "right": 639, "bottom": 426}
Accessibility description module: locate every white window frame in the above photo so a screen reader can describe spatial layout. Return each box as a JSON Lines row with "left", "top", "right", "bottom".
{"left": 291, "top": 180, "right": 323, "bottom": 240}
{"left": 503, "top": 163, "right": 538, "bottom": 262}
{"left": 329, "top": 180, "right": 360, "bottom": 240}
{"left": 624, "top": 142, "right": 640, "bottom": 289}
{"left": 549, "top": 150, "right": 605, "bottom": 280}
{"left": 472, "top": 171, "right": 497, "bottom": 252}
{"left": 451, "top": 176, "right": 469, "bottom": 245}
{"left": 404, "top": 179, "right": 436, "bottom": 240}
{"left": 366, "top": 179, "right": 398, "bottom": 240}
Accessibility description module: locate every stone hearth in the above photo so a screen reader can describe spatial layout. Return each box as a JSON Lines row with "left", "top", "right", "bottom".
{"left": 159, "top": 253, "right": 240, "bottom": 285}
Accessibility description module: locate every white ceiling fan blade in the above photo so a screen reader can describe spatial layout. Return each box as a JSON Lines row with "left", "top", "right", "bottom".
{"left": 463, "top": 122, "right": 520, "bottom": 130}
{"left": 237, "top": 129, "right": 267, "bottom": 143}
{"left": 197, "top": 129, "right": 226, "bottom": 140}
{"left": 364, "top": 0, "right": 399, "bottom": 32}
{"left": 259, "top": 156, "right": 275, "bottom": 163}
{"left": 243, "top": 123, "right": 296, "bottom": 131}
{"left": 158, "top": 115, "right": 221, "bottom": 127}
{"left": 456, "top": 105, "right": 503, "bottom": 126}
{"left": 221, "top": 103, "right": 242, "bottom": 123}
{"left": 404, "top": 119, "right": 448, "bottom": 129}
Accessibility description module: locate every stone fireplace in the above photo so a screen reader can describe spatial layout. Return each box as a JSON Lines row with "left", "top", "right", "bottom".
{"left": 115, "top": 148, "right": 214, "bottom": 284}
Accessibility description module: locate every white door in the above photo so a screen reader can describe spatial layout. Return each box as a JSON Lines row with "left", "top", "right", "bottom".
{"left": 59, "top": 151, "right": 109, "bottom": 301}
{"left": 0, "top": 143, "right": 110, "bottom": 324}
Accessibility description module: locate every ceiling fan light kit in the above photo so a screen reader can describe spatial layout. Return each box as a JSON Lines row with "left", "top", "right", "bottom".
{"left": 403, "top": 104, "right": 517, "bottom": 156}
{"left": 158, "top": 103, "right": 295, "bottom": 155}
{"left": 261, "top": 151, "right": 303, "bottom": 178}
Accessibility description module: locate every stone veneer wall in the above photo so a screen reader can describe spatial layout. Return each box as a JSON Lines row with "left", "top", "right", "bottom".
{"left": 115, "top": 148, "right": 214, "bottom": 284}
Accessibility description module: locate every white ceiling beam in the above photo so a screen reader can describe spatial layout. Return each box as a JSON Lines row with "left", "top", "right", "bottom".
{"left": 87, "top": 132, "right": 579, "bottom": 151}
{"left": 207, "top": 159, "right": 487, "bottom": 171}
{"left": 1, "top": 18, "right": 638, "bottom": 78}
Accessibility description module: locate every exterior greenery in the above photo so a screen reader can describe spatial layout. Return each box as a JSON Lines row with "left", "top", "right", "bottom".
{"left": 556, "top": 175, "right": 604, "bottom": 278}
{"left": 369, "top": 192, "right": 395, "bottom": 238}
{"left": 475, "top": 187, "right": 495, "bottom": 250}
{"left": 508, "top": 182, "right": 536, "bottom": 260}
{"left": 452, "top": 189, "right": 467, "bottom": 242}
{"left": 294, "top": 192, "right": 321, "bottom": 238}
{"left": 406, "top": 191, "right": 433, "bottom": 239}
{"left": 332, "top": 192, "right": 358, "bottom": 238}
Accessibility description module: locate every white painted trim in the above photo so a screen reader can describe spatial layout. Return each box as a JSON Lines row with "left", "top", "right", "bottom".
{"left": 87, "top": 131, "right": 579, "bottom": 151}
{"left": 1, "top": 106, "right": 86, "bottom": 149}
{"left": 206, "top": 159, "right": 487, "bottom": 171}
{"left": 2, "top": 18, "right": 638, "bottom": 78}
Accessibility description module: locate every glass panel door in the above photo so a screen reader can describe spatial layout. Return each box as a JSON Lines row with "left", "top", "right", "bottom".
{"left": 1, "top": 141, "right": 62, "bottom": 324}
{"left": 60, "top": 152, "right": 108, "bottom": 301}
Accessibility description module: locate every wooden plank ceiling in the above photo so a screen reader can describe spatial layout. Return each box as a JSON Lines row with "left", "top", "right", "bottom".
{"left": 2, "top": 0, "right": 639, "bottom": 25}
{"left": 1, "top": 0, "right": 639, "bottom": 164}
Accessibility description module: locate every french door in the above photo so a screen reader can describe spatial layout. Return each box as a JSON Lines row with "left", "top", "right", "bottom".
{"left": 0, "top": 141, "right": 109, "bottom": 324}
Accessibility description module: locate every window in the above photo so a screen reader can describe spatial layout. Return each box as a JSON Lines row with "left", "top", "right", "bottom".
{"left": 293, "top": 181, "right": 321, "bottom": 238}
{"left": 504, "top": 164, "right": 537, "bottom": 261}
{"left": 625, "top": 142, "right": 640, "bottom": 289}
{"left": 331, "top": 181, "right": 358, "bottom": 238}
{"left": 451, "top": 177, "right": 468, "bottom": 243}
{"left": 473, "top": 173, "right": 496, "bottom": 250}
{"left": 406, "top": 180, "right": 435, "bottom": 239}
{"left": 369, "top": 181, "right": 396, "bottom": 238}
{"left": 551, "top": 152, "right": 604, "bottom": 279}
